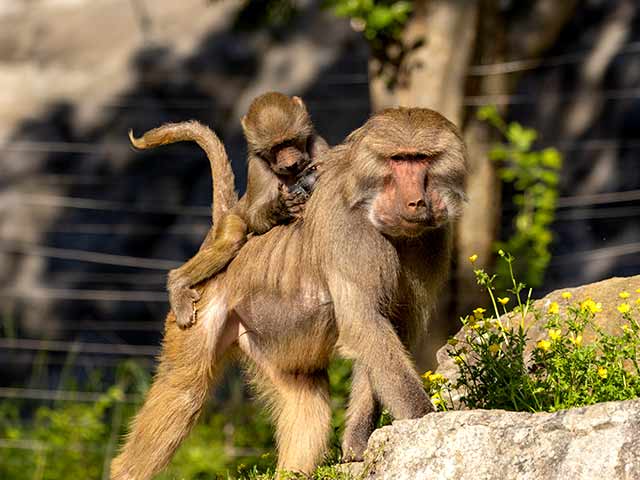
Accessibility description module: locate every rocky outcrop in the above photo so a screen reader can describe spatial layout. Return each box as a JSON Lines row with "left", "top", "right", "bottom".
{"left": 347, "top": 276, "right": 640, "bottom": 479}
{"left": 361, "top": 399, "right": 640, "bottom": 480}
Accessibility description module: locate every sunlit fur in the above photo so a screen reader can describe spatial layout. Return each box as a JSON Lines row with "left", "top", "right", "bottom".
{"left": 111, "top": 108, "right": 467, "bottom": 479}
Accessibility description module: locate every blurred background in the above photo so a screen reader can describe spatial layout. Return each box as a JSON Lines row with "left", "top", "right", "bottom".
{"left": 0, "top": 0, "right": 638, "bottom": 478}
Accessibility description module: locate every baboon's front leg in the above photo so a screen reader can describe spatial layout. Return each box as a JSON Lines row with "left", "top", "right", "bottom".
{"left": 334, "top": 292, "right": 434, "bottom": 421}
{"left": 341, "top": 362, "right": 381, "bottom": 462}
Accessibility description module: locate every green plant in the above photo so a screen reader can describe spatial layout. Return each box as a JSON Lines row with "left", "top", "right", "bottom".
{"left": 477, "top": 105, "right": 562, "bottom": 289}
{"left": 327, "top": 358, "right": 352, "bottom": 451}
{"left": 323, "top": 0, "right": 412, "bottom": 43}
{"left": 0, "top": 357, "right": 359, "bottom": 480}
{"left": 323, "top": 0, "right": 416, "bottom": 87}
{"left": 426, "top": 253, "right": 640, "bottom": 413}
{"left": 0, "top": 387, "right": 127, "bottom": 480}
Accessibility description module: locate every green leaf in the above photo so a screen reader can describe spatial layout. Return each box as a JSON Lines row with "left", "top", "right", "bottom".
{"left": 367, "top": 6, "right": 394, "bottom": 30}
{"left": 507, "top": 123, "right": 537, "bottom": 151}
{"left": 477, "top": 105, "right": 499, "bottom": 122}
{"left": 499, "top": 168, "right": 517, "bottom": 182}
{"left": 540, "top": 170, "right": 559, "bottom": 186}
{"left": 541, "top": 148, "right": 562, "bottom": 169}
{"left": 489, "top": 145, "right": 509, "bottom": 161}
{"left": 390, "top": 1, "right": 413, "bottom": 17}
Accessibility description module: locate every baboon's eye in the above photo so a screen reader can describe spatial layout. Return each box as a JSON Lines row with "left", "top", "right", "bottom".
{"left": 390, "top": 153, "right": 429, "bottom": 161}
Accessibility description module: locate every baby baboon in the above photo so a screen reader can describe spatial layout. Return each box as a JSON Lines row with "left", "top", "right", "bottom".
{"left": 129, "top": 92, "right": 328, "bottom": 328}
{"left": 111, "top": 108, "right": 468, "bottom": 480}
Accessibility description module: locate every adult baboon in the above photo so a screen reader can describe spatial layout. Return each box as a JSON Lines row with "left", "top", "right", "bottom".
{"left": 111, "top": 107, "right": 468, "bottom": 480}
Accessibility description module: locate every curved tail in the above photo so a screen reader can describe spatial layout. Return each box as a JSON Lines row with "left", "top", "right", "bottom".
{"left": 129, "top": 121, "right": 238, "bottom": 224}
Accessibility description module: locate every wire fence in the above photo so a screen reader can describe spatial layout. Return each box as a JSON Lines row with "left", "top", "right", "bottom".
{"left": 1, "top": 9, "right": 640, "bottom": 477}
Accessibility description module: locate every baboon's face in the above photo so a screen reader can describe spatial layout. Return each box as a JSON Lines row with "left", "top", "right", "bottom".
{"left": 242, "top": 93, "right": 315, "bottom": 179}
{"left": 266, "top": 139, "right": 311, "bottom": 177}
{"left": 370, "top": 153, "right": 447, "bottom": 237}
{"left": 349, "top": 109, "right": 468, "bottom": 239}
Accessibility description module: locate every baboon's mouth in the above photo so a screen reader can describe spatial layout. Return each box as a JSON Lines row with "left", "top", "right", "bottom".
{"left": 400, "top": 214, "right": 429, "bottom": 225}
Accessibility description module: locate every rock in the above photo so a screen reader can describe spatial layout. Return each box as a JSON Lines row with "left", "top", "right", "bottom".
{"left": 362, "top": 399, "right": 640, "bottom": 480}
{"left": 435, "top": 275, "right": 640, "bottom": 395}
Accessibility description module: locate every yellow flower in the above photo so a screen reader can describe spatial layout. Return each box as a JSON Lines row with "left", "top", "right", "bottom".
{"left": 580, "top": 299, "right": 602, "bottom": 314}
{"left": 473, "top": 307, "right": 486, "bottom": 320}
{"left": 561, "top": 291, "right": 573, "bottom": 300}
{"left": 548, "top": 302, "right": 560, "bottom": 314}
{"left": 570, "top": 334, "right": 583, "bottom": 346}
{"left": 537, "top": 339, "right": 551, "bottom": 351}
{"left": 618, "top": 303, "right": 631, "bottom": 314}
{"left": 619, "top": 291, "right": 631, "bottom": 299}
{"left": 548, "top": 328, "right": 562, "bottom": 341}
{"left": 636, "top": 288, "right": 640, "bottom": 294}
{"left": 468, "top": 254, "right": 478, "bottom": 264}
{"left": 422, "top": 371, "right": 445, "bottom": 384}
{"left": 636, "top": 298, "right": 640, "bottom": 306}
{"left": 622, "top": 324, "right": 631, "bottom": 334}
{"left": 488, "top": 344, "right": 501, "bottom": 354}
{"left": 453, "top": 355, "right": 466, "bottom": 365}
{"left": 597, "top": 367, "right": 608, "bottom": 379}
{"left": 497, "top": 297, "right": 510, "bottom": 306}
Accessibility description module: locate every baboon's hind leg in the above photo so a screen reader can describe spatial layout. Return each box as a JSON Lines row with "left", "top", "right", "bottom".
{"left": 261, "top": 370, "right": 332, "bottom": 477}
{"left": 110, "top": 314, "right": 227, "bottom": 480}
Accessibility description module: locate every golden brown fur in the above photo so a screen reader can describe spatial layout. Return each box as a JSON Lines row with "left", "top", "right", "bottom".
{"left": 129, "top": 92, "right": 328, "bottom": 328}
{"left": 111, "top": 108, "right": 467, "bottom": 479}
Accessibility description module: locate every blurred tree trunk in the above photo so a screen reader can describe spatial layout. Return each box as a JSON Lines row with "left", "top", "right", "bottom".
{"left": 454, "top": 0, "right": 506, "bottom": 321}
{"left": 455, "top": 0, "right": 577, "bottom": 318}
{"left": 368, "top": 0, "right": 477, "bottom": 124}
{"left": 366, "top": 0, "right": 577, "bottom": 369}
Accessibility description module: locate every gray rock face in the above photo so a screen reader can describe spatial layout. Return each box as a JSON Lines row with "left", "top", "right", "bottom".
{"left": 362, "top": 399, "right": 640, "bottom": 480}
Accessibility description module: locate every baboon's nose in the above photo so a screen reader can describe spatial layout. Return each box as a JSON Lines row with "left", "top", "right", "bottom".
{"left": 407, "top": 198, "right": 427, "bottom": 212}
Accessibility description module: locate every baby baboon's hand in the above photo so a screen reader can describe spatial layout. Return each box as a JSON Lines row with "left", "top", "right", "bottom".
{"left": 279, "top": 183, "right": 308, "bottom": 219}
{"left": 167, "top": 271, "right": 200, "bottom": 329}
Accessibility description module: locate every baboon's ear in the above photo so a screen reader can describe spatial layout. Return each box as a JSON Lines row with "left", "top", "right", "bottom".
{"left": 292, "top": 96, "right": 306, "bottom": 109}
{"left": 240, "top": 115, "right": 248, "bottom": 131}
